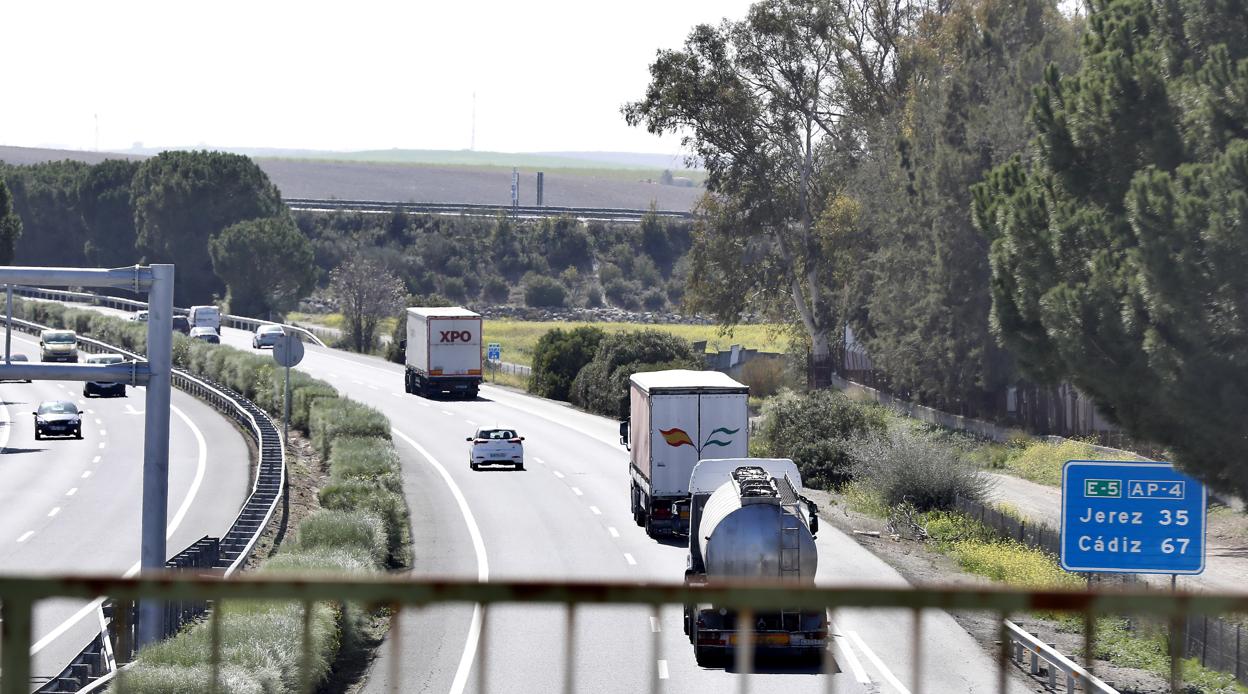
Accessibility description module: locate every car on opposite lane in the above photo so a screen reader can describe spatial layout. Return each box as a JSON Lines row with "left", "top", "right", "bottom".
{"left": 33, "top": 400, "right": 83, "bottom": 440}
{"left": 467, "top": 428, "right": 525, "bottom": 470}
{"left": 190, "top": 327, "right": 220, "bottom": 344}
{"left": 129, "top": 310, "right": 149, "bottom": 322}
{"left": 172, "top": 316, "right": 191, "bottom": 334}
{"left": 83, "top": 352, "right": 127, "bottom": 397}
{"left": 0, "top": 353, "right": 31, "bottom": 383}
{"left": 39, "top": 329, "right": 79, "bottom": 362}
{"left": 252, "top": 324, "right": 285, "bottom": 349}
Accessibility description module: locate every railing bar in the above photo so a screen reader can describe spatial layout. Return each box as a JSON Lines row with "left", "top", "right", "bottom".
{"left": 389, "top": 604, "right": 403, "bottom": 694}
{"left": 911, "top": 608, "right": 923, "bottom": 694}
{"left": 824, "top": 608, "right": 837, "bottom": 694}
{"left": 651, "top": 603, "right": 661, "bottom": 694}
{"left": 1169, "top": 613, "right": 1184, "bottom": 693}
{"left": 736, "top": 607, "right": 754, "bottom": 694}
{"left": 208, "top": 599, "right": 222, "bottom": 694}
{"left": 0, "top": 598, "right": 33, "bottom": 694}
{"left": 300, "top": 600, "right": 315, "bottom": 693}
{"left": 997, "top": 611, "right": 1009, "bottom": 694}
{"left": 478, "top": 604, "right": 489, "bottom": 694}
{"left": 564, "top": 604, "right": 577, "bottom": 694}
{"left": 1084, "top": 608, "right": 1097, "bottom": 677}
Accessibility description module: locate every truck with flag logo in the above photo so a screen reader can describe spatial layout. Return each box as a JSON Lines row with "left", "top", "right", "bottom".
{"left": 619, "top": 370, "right": 749, "bottom": 538}
{"left": 404, "top": 307, "right": 483, "bottom": 399}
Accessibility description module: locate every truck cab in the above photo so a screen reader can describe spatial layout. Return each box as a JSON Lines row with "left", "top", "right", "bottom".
{"left": 39, "top": 329, "right": 79, "bottom": 362}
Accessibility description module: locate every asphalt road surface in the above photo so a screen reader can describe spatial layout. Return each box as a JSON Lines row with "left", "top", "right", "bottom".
{"left": 0, "top": 331, "right": 251, "bottom": 690}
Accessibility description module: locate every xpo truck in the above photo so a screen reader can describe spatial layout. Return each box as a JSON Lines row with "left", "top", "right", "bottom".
{"left": 404, "top": 307, "right": 483, "bottom": 399}
{"left": 619, "top": 370, "right": 749, "bottom": 538}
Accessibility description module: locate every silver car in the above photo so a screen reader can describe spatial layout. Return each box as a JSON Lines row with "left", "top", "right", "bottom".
{"left": 189, "top": 327, "right": 220, "bottom": 344}
{"left": 252, "top": 324, "right": 285, "bottom": 349}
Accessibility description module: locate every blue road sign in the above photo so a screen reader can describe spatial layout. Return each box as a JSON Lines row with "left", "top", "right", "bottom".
{"left": 1061, "top": 460, "right": 1205, "bottom": 574}
{"left": 487, "top": 342, "right": 501, "bottom": 361}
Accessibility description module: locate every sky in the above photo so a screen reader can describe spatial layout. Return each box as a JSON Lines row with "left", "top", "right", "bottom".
{"left": 2, "top": 1, "right": 757, "bottom": 156}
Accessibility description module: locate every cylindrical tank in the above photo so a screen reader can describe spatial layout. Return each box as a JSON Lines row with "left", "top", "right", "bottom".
{"left": 699, "top": 481, "right": 818, "bottom": 582}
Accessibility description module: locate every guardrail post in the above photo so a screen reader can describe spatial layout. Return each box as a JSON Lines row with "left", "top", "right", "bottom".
{"left": 138, "top": 264, "right": 174, "bottom": 649}
{"left": 1, "top": 597, "right": 33, "bottom": 694}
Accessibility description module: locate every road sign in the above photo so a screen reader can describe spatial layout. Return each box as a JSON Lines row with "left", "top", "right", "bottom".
{"left": 273, "top": 333, "right": 305, "bottom": 368}
{"left": 1061, "top": 460, "right": 1206, "bottom": 574}
{"left": 487, "top": 342, "right": 501, "bottom": 361}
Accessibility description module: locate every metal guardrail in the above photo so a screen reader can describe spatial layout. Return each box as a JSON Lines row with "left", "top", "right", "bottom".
{"left": 2, "top": 576, "right": 1244, "bottom": 694}
{"left": 2, "top": 313, "right": 287, "bottom": 692}
{"left": 1005, "top": 619, "right": 1119, "bottom": 692}
{"left": 285, "top": 196, "right": 696, "bottom": 221}
{"left": 10, "top": 285, "right": 327, "bottom": 348}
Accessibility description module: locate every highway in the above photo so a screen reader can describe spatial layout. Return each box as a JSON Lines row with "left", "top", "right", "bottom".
{"left": 203, "top": 322, "right": 1032, "bottom": 693}
{"left": 0, "top": 331, "right": 251, "bottom": 688}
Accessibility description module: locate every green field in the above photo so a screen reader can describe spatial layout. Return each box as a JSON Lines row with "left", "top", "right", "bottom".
{"left": 483, "top": 320, "right": 790, "bottom": 367}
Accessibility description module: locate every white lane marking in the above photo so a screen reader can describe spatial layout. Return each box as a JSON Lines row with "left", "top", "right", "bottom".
{"left": 91, "top": 456, "right": 101, "bottom": 464}
{"left": 77, "top": 399, "right": 86, "bottom": 405}
{"left": 849, "top": 630, "right": 910, "bottom": 693}
{"left": 465, "top": 420, "right": 478, "bottom": 427}
{"left": 657, "top": 659, "right": 669, "bottom": 680}
{"left": 571, "top": 487, "right": 583, "bottom": 496}
{"left": 650, "top": 616, "right": 662, "bottom": 633}
{"left": 624, "top": 553, "right": 637, "bottom": 566}
{"left": 391, "top": 392, "right": 404, "bottom": 398}
{"left": 66, "top": 488, "right": 78, "bottom": 496}
{"left": 17, "top": 531, "right": 34, "bottom": 543}
{"left": 30, "top": 402, "right": 209, "bottom": 657}
{"left": 81, "top": 471, "right": 92, "bottom": 479}
{"left": 834, "top": 632, "right": 872, "bottom": 684}
{"left": 552, "top": 470, "right": 565, "bottom": 479}
{"left": 99, "top": 429, "right": 107, "bottom": 436}
{"left": 368, "top": 385, "right": 379, "bottom": 390}
{"left": 533, "top": 457, "right": 545, "bottom": 465}
{"left": 47, "top": 507, "right": 60, "bottom": 518}
{"left": 441, "top": 409, "right": 454, "bottom": 416}
{"left": 414, "top": 400, "right": 430, "bottom": 408}
{"left": 56, "top": 384, "right": 65, "bottom": 389}
{"left": 95, "top": 418, "right": 103, "bottom": 425}
{"left": 392, "top": 428, "right": 488, "bottom": 694}
{"left": 352, "top": 380, "right": 364, "bottom": 385}
{"left": 328, "top": 372, "right": 339, "bottom": 379}
{"left": 124, "top": 405, "right": 143, "bottom": 415}
{"left": 608, "top": 527, "right": 619, "bottom": 538}
{"left": 97, "top": 442, "right": 106, "bottom": 449}
{"left": 589, "top": 506, "right": 601, "bottom": 515}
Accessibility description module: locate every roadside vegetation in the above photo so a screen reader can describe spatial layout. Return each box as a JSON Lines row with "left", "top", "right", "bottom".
{"left": 14, "top": 299, "right": 410, "bottom": 692}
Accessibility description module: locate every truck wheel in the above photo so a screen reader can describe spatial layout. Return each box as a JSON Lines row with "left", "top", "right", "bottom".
{"left": 694, "top": 644, "right": 717, "bottom": 668}
{"left": 466, "top": 388, "right": 478, "bottom": 399}
{"left": 644, "top": 514, "right": 655, "bottom": 538}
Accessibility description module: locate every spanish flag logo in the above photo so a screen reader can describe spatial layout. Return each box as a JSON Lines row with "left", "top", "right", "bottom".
{"left": 659, "top": 428, "right": 695, "bottom": 448}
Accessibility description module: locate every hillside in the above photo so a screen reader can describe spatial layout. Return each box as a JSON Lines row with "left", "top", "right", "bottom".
{"left": 0, "top": 146, "right": 703, "bottom": 211}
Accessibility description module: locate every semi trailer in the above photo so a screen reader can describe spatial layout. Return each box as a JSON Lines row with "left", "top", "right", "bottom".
{"left": 683, "top": 459, "right": 827, "bottom": 666}
{"left": 404, "top": 307, "right": 483, "bottom": 399}
{"left": 619, "top": 370, "right": 749, "bottom": 538}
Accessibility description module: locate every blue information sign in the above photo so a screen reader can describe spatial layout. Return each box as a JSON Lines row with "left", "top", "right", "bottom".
{"left": 487, "top": 342, "right": 501, "bottom": 361}
{"left": 1061, "top": 460, "right": 1205, "bottom": 574}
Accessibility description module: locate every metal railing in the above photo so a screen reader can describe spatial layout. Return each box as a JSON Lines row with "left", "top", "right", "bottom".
{"left": 285, "top": 197, "right": 697, "bottom": 221}
{"left": 3, "top": 575, "right": 1246, "bottom": 694}
{"left": 1004, "top": 619, "right": 1118, "bottom": 692}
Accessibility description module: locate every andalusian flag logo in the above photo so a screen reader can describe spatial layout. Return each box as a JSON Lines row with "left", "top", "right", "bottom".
{"left": 659, "top": 426, "right": 740, "bottom": 450}
{"left": 660, "top": 428, "right": 695, "bottom": 448}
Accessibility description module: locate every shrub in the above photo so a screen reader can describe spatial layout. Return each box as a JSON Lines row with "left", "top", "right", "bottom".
{"left": 528, "top": 326, "right": 605, "bottom": 401}
{"left": 642, "top": 288, "right": 666, "bottom": 311}
{"left": 850, "top": 428, "right": 990, "bottom": 510}
{"left": 523, "top": 274, "right": 567, "bottom": 308}
{"left": 328, "top": 436, "right": 403, "bottom": 493}
{"left": 758, "top": 390, "right": 888, "bottom": 488}
{"left": 585, "top": 285, "right": 603, "bottom": 308}
{"left": 598, "top": 263, "right": 623, "bottom": 286}
{"left": 569, "top": 330, "right": 702, "bottom": 417}
{"left": 1004, "top": 438, "right": 1116, "bottom": 486}
{"left": 603, "top": 278, "right": 639, "bottom": 309}
{"left": 440, "top": 276, "right": 467, "bottom": 301}
{"left": 482, "top": 276, "right": 510, "bottom": 303}
{"left": 739, "top": 357, "right": 786, "bottom": 398}
{"left": 309, "top": 398, "right": 390, "bottom": 459}
{"left": 294, "top": 510, "right": 387, "bottom": 567}
{"left": 318, "top": 482, "right": 408, "bottom": 566}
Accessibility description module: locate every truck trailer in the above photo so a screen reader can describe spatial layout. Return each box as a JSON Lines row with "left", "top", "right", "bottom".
{"left": 620, "top": 370, "right": 749, "bottom": 538}
{"left": 404, "top": 307, "right": 483, "bottom": 399}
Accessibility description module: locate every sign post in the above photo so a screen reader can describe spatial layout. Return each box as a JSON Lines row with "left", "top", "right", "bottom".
{"left": 1061, "top": 460, "right": 1206, "bottom": 575}
{"left": 487, "top": 342, "right": 501, "bottom": 382}
{"left": 273, "top": 333, "right": 306, "bottom": 446}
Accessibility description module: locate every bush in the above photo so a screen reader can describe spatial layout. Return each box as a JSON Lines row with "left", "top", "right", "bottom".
{"left": 569, "top": 330, "right": 702, "bottom": 417}
{"left": 319, "top": 482, "right": 409, "bottom": 566}
{"left": 1004, "top": 438, "right": 1115, "bottom": 486}
{"left": 739, "top": 357, "right": 786, "bottom": 398}
{"left": 642, "top": 288, "right": 666, "bottom": 311}
{"left": 309, "top": 398, "right": 390, "bottom": 459}
{"left": 294, "top": 510, "right": 387, "bottom": 567}
{"left": 482, "top": 276, "right": 510, "bottom": 304}
{"left": 328, "top": 436, "right": 403, "bottom": 493}
{"left": 523, "top": 274, "right": 567, "bottom": 308}
{"left": 603, "top": 278, "right": 639, "bottom": 309}
{"left": 758, "top": 390, "right": 888, "bottom": 488}
{"left": 585, "top": 285, "right": 603, "bottom": 308}
{"left": 850, "top": 428, "right": 990, "bottom": 510}
{"left": 528, "top": 326, "right": 605, "bottom": 401}
{"left": 441, "top": 276, "right": 467, "bottom": 301}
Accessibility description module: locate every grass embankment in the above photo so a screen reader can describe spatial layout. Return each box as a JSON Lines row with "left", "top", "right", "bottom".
{"left": 16, "top": 300, "right": 411, "bottom": 692}
{"left": 970, "top": 437, "right": 1145, "bottom": 487}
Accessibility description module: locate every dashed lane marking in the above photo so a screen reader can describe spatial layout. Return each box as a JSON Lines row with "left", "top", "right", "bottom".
{"left": 608, "top": 527, "right": 619, "bottom": 538}
{"left": 97, "top": 442, "right": 105, "bottom": 449}
{"left": 657, "top": 660, "right": 669, "bottom": 680}
{"left": 533, "top": 457, "right": 545, "bottom": 465}
{"left": 650, "top": 617, "right": 661, "bottom": 633}
{"left": 589, "top": 506, "right": 601, "bottom": 515}
{"left": 571, "top": 487, "right": 583, "bottom": 496}
{"left": 441, "top": 410, "right": 454, "bottom": 416}
{"left": 91, "top": 456, "right": 100, "bottom": 463}
{"left": 624, "top": 553, "right": 637, "bottom": 566}
{"left": 849, "top": 630, "right": 910, "bottom": 693}
{"left": 16, "top": 531, "right": 33, "bottom": 543}
{"left": 391, "top": 392, "right": 404, "bottom": 398}
{"left": 66, "top": 488, "right": 77, "bottom": 497}
{"left": 81, "top": 471, "right": 91, "bottom": 479}
{"left": 99, "top": 429, "right": 106, "bottom": 436}
{"left": 552, "top": 470, "right": 565, "bottom": 479}
{"left": 47, "top": 507, "right": 60, "bottom": 518}
{"left": 95, "top": 418, "right": 102, "bottom": 425}
{"left": 466, "top": 420, "right": 478, "bottom": 426}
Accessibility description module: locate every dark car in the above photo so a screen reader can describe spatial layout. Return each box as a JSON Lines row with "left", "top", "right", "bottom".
{"left": 34, "top": 400, "right": 82, "bottom": 440}
{"left": 83, "top": 353, "right": 127, "bottom": 397}
{"left": 171, "top": 316, "right": 191, "bottom": 334}
{"left": 1, "top": 353, "right": 31, "bottom": 383}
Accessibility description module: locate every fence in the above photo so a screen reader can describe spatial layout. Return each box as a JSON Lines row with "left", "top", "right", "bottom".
{"left": 4, "top": 573, "right": 1248, "bottom": 694}
{"left": 1184, "top": 614, "right": 1248, "bottom": 684}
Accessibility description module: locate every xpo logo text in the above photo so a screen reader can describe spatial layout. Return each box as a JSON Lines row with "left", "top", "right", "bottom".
{"left": 439, "top": 330, "right": 473, "bottom": 343}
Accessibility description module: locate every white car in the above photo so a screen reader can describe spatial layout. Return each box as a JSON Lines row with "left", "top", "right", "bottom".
{"left": 467, "top": 428, "right": 525, "bottom": 471}
{"left": 129, "top": 310, "right": 149, "bottom": 322}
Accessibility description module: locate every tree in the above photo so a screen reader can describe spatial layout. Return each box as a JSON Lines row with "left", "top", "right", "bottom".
{"left": 529, "top": 326, "right": 606, "bottom": 401}
{"left": 79, "top": 159, "right": 140, "bottom": 267}
{"left": 329, "top": 253, "right": 405, "bottom": 353}
{"left": 132, "top": 151, "right": 284, "bottom": 303}
{"left": 2, "top": 161, "right": 90, "bottom": 266}
{"left": 209, "top": 216, "right": 316, "bottom": 318}
{"left": 973, "top": 0, "right": 1248, "bottom": 495}
{"left": 625, "top": 0, "right": 913, "bottom": 369}
{"left": 524, "top": 275, "right": 567, "bottom": 308}
{"left": 570, "top": 330, "right": 702, "bottom": 417}
{"left": 0, "top": 180, "right": 21, "bottom": 265}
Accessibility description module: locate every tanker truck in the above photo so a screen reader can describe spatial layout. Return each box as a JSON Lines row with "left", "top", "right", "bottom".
{"left": 619, "top": 370, "right": 749, "bottom": 538}
{"left": 683, "top": 459, "right": 827, "bottom": 666}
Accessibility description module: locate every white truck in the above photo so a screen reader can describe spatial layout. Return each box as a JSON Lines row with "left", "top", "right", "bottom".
{"left": 403, "top": 307, "right": 483, "bottom": 399}
{"left": 619, "top": 370, "right": 749, "bottom": 538}
{"left": 188, "top": 305, "right": 222, "bottom": 331}
{"left": 683, "top": 459, "right": 825, "bottom": 666}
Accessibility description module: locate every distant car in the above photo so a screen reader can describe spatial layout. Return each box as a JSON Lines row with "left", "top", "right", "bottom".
{"left": 39, "top": 329, "right": 78, "bottom": 362}
{"left": 129, "top": 310, "right": 149, "bottom": 322}
{"left": 1, "top": 353, "right": 31, "bottom": 383}
{"left": 189, "top": 327, "right": 220, "bottom": 344}
{"left": 33, "top": 400, "right": 82, "bottom": 440}
{"left": 467, "top": 428, "right": 525, "bottom": 471}
{"left": 171, "top": 316, "right": 191, "bottom": 335}
{"left": 189, "top": 305, "right": 222, "bottom": 331}
{"left": 252, "top": 324, "right": 285, "bottom": 349}
{"left": 83, "top": 353, "right": 127, "bottom": 398}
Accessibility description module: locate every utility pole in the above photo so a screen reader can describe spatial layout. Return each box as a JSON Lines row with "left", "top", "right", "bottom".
{"left": 138, "top": 264, "right": 174, "bottom": 647}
